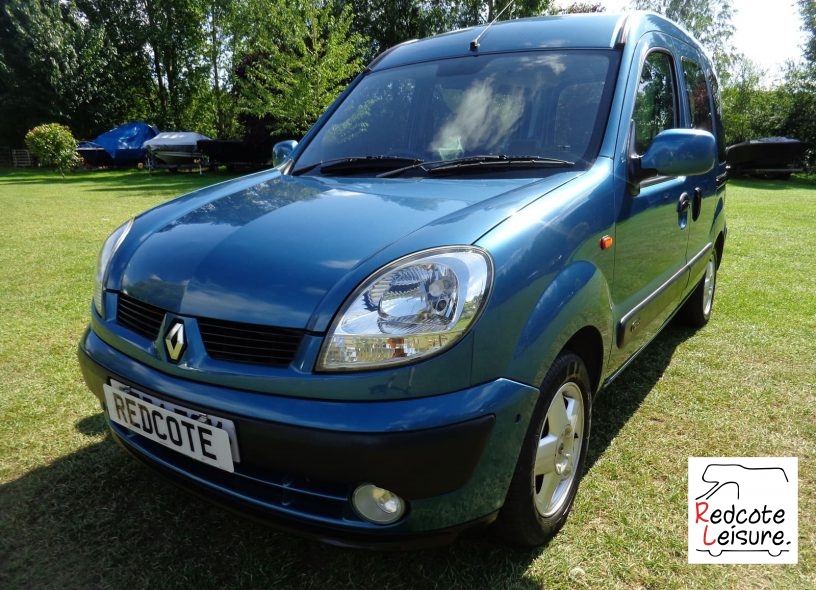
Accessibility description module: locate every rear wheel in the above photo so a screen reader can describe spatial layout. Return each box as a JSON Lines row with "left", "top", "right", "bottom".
{"left": 494, "top": 352, "right": 591, "bottom": 547}
{"left": 678, "top": 248, "right": 718, "bottom": 328}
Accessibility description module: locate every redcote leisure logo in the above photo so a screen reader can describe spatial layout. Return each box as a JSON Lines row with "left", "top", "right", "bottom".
{"left": 688, "top": 457, "right": 798, "bottom": 564}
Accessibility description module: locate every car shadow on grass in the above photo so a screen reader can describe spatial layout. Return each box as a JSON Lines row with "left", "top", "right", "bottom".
{"left": 0, "top": 326, "right": 697, "bottom": 590}
{"left": 586, "top": 323, "right": 698, "bottom": 471}
{"left": 1, "top": 426, "right": 542, "bottom": 589}
{"left": 0, "top": 167, "right": 244, "bottom": 191}
{"left": 727, "top": 175, "right": 816, "bottom": 191}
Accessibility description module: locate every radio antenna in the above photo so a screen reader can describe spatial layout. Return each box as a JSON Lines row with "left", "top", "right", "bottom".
{"left": 470, "top": 1, "right": 516, "bottom": 51}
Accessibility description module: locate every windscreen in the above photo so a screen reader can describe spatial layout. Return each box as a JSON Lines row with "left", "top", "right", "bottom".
{"left": 295, "top": 51, "right": 618, "bottom": 175}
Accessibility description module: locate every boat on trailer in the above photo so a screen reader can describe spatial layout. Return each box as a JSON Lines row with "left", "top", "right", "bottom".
{"left": 727, "top": 137, "right": 810, "bottom": 179}
{"left": 143, "top": 131, "right": 211, "bottom": 170}
{"left": 77, "top": 122, "right": 158, "bottom": 167}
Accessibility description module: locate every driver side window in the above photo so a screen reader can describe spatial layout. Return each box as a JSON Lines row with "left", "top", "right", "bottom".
{"left": 633, "top": 51, "right": 677, "bottom": 155}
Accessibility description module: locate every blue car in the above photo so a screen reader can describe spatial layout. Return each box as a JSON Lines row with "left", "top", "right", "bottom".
{"left": 79, "top": 11, "right": 727, "bottom": 548}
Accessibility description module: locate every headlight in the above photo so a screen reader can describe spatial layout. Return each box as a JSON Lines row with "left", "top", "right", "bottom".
{"left": 317, "top": 247, "right": 493, "bottom": 371}
{"left": 93, "top": 218, "right": 133, "bottom": 316}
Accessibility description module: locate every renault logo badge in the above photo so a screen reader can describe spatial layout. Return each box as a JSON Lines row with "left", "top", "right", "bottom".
{"left": 164, "top": 320, "right": 187, "bottom": 363}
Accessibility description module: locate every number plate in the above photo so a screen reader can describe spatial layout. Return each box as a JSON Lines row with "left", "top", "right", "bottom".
{"left": 103, "top": 380, "right": 236, "bottom": 473}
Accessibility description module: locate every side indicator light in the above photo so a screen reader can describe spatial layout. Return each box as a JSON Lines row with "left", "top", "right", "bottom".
{"left": 600, "top": 235, "right": 614, "bottom": 250}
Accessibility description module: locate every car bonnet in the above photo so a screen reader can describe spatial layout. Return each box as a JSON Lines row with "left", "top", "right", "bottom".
{"left": 113, "top": 170, "right": 582, "bottom": 330}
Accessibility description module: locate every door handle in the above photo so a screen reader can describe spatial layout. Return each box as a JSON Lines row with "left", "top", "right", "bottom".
{"left": 677, "top": 192, "right": 690, "bottom": 213}
{"left": 692, "top": 187, "right": 703, "bottom": 221}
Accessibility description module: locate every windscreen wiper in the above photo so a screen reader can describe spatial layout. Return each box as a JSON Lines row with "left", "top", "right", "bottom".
{"left": 427, "top": 155, "right": 575, "bottom": 175}
{"left": 292, "top": 156, "right": 424, "bottom": 176}
{"left": 378, "top": 155, "right": 574, "bottom": 178}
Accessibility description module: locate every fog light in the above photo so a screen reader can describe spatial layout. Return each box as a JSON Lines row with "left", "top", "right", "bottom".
{"left": 352, "top": 484, "right": 406, "bottom": 525}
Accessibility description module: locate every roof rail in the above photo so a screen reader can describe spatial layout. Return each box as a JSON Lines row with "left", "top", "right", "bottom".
{"left": 614, "top": 13, "right": 632, "bottom": 48}
{"left": 367, "top": 38, "right": 420, "bottom": 71}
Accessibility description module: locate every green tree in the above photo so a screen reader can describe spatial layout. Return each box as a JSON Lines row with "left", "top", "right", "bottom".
{"left": 346, "top": 1, "right": 555, "bottom": 59}
{"left": 0, "top": 0, "right": 117, "bottom": 145}
{"left": 140, "top": 0, "right": 211, "bottom": 131}
{"left": 74, "top": 0, "right": 159, "bottom": 130}
{"left": 202, "top": 0, "right": 240, "bottom": 138}
{"left": 782, "top": 1, "right": 816, "bottom": 166}
{"left": 346, "top": 1, "right": 455, "bottom": 58}
{"left": 234, "top": 0, "right": 366, "bottom": 138}
{"left": 721, "top": 55, "right": 763, "bottom": 144}
{"left": 454, "top": 1, "right": 552, "bottom": 25}
{"left": 801, "top": 0, "right": 816, "bottom": 64}
{"left": 557, "top": 2, "right": 605, "bottom": 13}
{"left": 721, "top": 73, "right": 795, "bottom": 145}
{"left": 75, "top": 0, "right": 240, "bottom": 138}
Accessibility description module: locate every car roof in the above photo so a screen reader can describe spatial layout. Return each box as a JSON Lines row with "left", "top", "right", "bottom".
{"left": 370, "top": 12, "right": 699, "bottom": 70}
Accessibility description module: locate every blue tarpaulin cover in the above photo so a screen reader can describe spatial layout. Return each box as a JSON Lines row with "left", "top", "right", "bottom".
{"left": 78, "top": 122, "right": 159, "bottom": 166}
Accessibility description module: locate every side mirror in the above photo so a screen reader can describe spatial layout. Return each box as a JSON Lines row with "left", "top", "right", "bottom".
{"left": 642, "top": 129, "right": 716, "bottom": 177}
{"left": 272, "top": 140, "right": 298, "bottom": 167}
{"left": 628, "top": 128, "right": 717, "bottom": 195}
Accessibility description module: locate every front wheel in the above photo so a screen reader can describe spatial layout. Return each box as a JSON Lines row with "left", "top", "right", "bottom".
{"left": 494, "top": 352, "right": 591, "bottom": 547}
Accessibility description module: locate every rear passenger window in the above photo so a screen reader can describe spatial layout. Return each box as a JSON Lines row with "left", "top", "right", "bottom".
{"left": 633, "top": 51, "right": 676, "bottom": 154}
{"left": 682, "top": 59, "right": 713, "bottom": 132}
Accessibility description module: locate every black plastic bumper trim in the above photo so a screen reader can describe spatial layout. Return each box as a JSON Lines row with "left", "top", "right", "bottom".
{"left": 238, "top": 414, "right": 495, "bottom": 500}
{"left": 111, "top": 428, "right": 499, "bottom": 550}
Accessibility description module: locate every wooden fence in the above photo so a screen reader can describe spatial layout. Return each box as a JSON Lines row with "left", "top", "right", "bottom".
{"left": 11, "top": 149, "right": 34, "bottom": 167}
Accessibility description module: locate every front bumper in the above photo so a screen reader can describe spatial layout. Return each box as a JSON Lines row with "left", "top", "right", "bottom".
{"left": 79, "top": 328, "right": 539, "bottom": 546}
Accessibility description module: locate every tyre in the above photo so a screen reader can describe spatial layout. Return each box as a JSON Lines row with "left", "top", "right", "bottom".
{"left": 494, "top": 352, "right": 592, "bottom": 547}
{"left": 678, "top": 248, "right": 718, "bottom": 328}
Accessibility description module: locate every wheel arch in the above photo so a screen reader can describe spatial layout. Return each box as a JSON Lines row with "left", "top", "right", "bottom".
{"left": 562, "top": 327, "right": 605, "bottom": 395}
{"left": 714, "top": 229, "right": 726, "bottom": 269}
{"left": 504, "top": 260, "right": 613, "bottom": 393}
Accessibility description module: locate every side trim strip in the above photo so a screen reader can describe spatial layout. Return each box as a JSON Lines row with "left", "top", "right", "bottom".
{"left": 616, "top": 242, "right": 712, "bottom": 347}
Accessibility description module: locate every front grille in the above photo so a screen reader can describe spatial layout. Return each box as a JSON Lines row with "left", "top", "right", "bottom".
{"left": 198, "top": 318, "right": 303, "bottom": 366}
{"left": 117, "top": 294, "right": 165, "bottom": 340}
{"left": 116, "top": 294, "right": 304, "bottom": 367}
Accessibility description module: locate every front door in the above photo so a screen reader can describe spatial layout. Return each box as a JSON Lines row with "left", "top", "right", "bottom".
{"left": 611, "top": 42, "right": 691, "bottom": 361}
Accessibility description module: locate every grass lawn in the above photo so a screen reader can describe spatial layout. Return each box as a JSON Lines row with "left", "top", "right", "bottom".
{"left": 0, "top": 167, "right": 813, "bottom": 589}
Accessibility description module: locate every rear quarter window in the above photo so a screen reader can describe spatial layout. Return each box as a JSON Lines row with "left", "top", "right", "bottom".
{"left": 681, "top": 58, "right": 713, "bottom": 132}
{"left": 680, "top": 55, "right": 726, "bottom": 164}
